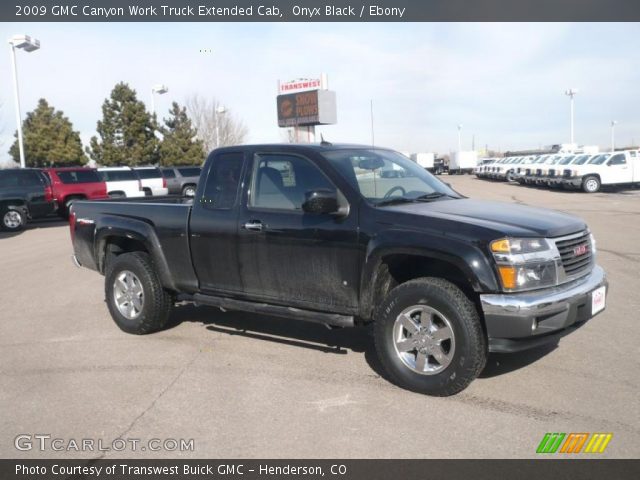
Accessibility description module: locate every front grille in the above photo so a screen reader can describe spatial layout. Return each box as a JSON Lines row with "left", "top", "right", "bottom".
{"left": 549, "top": 169, "right": 556, "bottom": 177}
{"left": 525, "top": 168, "right": 531, "bottom": 175}
{"left": 555, "top": 231, "right": 593, "bottom": 277}
{"left": 536, "top": 169, "right": 543, "bottom": 176}
{"left": 563, "top": 169, "right": 572, "bottom": 178}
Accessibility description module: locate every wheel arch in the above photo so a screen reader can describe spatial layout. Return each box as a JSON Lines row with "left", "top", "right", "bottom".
{"left": 95, "top": 221, "right": 177, "bottom": 291}
{"left": 359, "top": 243, "right": 498, "bottom": 322}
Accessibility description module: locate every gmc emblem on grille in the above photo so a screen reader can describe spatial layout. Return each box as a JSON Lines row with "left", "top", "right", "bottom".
{"left": 574, "top": 244, "right": 589, "bottom": 256}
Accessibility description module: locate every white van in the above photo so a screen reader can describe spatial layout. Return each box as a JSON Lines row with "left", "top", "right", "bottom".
{"left": 97, "top": 167, "right": 145, "bottom": 198}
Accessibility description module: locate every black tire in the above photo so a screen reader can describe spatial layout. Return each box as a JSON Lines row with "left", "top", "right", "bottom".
{"left": 374, "top": 278, "right": 487, "bottom": 396}
{"left": 582, "top": 175, "right": 601, "bottom": 193}
{"left": 105, "top": 252, "right": 173, "bottom": 334}
{"left": 182, "top": 185, "right": 196, "bottom": 197}
{"left": 1, "top": 206, "right": 26, "bottom": 232}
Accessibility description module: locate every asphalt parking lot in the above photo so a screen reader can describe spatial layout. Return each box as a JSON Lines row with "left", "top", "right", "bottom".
{"left": 1, "top": 176, "right": 639, "bottom": 459}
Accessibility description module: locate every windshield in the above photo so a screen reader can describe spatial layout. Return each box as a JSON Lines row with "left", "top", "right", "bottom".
{"left": 573, "top": 155, "right": 591, "bottom": 165}
{"left": 589, "top": 154, "right": 611, "bottom": 165}
{"left": 535, "top": 156, "right": 548, "bottom": 163}
{"left": 559, "top": 155, "right": 576, "bottom": 165}
{"left": 321, "top": 148, "right": 460, "bottom": 206}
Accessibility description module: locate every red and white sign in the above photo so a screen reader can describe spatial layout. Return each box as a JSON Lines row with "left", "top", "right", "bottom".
{"left": 278, "top": 75, "right": 327, "bottom": 94}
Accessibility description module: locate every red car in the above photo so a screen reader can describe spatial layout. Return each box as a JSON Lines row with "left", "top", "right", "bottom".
{"left": 44, "top": 167, "right": 108, "bottom": 217}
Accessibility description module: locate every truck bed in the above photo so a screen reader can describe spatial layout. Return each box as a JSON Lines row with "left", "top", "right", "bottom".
{"left": 71, "top": 196, "right": 197, "bottom": 292}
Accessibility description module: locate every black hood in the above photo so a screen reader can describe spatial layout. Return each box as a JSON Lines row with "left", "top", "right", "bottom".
{"left": 388, "top": 199, "right": 586, "bottom": 238}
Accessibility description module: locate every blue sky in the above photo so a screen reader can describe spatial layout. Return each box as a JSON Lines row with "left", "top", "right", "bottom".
{"left": 1, "top": 22, "right": 639, "bottom": 163}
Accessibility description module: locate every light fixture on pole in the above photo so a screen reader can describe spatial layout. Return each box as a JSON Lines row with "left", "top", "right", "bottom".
{"left": 457, "top": 124, "right": 463, "bottom": 152}
{"left": 150, "top": 84, "right": 168, "bottom": 115}
{"left": 215, "top": 105, "right": 227, "bottom": 147}
{"left": 610, "top": 120, "right": 618, "bottom": 152}
{"left": 564, "top": 88, "right": 578, "bottom": 145}
{"left": 8, "top": 34, "right": 40, "bottom": 169}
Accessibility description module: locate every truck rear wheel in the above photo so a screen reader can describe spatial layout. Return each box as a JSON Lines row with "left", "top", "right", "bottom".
{"left": 105, "top": 252, "right": 173, "bottom": 334}
{"left": 374, "top": 278, "right": 487, "bottom": 396}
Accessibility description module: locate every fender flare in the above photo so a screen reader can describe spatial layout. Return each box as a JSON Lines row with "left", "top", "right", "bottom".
{"left": 359, "top": 231, "right": 499, "bottom": 319}
{"left": 94, "top": 217, "right": 177, "bottom": 291}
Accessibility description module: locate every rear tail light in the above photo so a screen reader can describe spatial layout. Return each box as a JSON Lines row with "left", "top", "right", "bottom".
{"left": 44, "top": 185, "right": 54, "bottom": 202}
{"left": 138, "top": 180, "right": 142, "bottom": 190}
{"left": 69, "top": 209, "right": 76, "bottom": 243}
{"left": 162, "top": 176, "right": 167, "bottom": 188}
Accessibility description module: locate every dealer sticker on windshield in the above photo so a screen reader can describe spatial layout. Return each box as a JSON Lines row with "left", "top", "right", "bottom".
{"left": 592, "top": 286, "right": 606, "bottom": 315}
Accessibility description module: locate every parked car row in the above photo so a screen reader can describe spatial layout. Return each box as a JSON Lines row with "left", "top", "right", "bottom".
{"left": 0, "top": 165, "right": 202, "bottom": 231}
{"left": 475, "top": 150, "right": 640, "bottom": 193}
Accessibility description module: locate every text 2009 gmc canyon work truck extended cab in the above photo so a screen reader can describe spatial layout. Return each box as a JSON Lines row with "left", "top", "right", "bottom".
{"left": 69, "top": 144, "right": 608, "bottom": 396}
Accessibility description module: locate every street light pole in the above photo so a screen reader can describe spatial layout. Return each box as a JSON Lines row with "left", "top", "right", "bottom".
{"left": 610, "top": 120, "right": 618, "bottom": 152}
{"left": 150, "top": 84, "right": 168, "bottom": 116}
{"left": 8, "top": 34, "right": 40, "bottom": 169}
{"left": 215, "top": 105, "right": 227, "bottom": 147}
{"left": 457, "top": 124, "right": 463, "bottom": 152}
{"left": 564, "top": 88, "right": 578, "bottom": 145}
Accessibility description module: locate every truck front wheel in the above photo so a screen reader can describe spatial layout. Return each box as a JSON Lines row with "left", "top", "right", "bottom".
{"left": 105, "top": 252, "right": 173, "bottom": 334}
{"left": 582, "top": 175, "right": 601, "bottom": 193}
{"left": 374, "top": 278, "right": 487, "bottom": 396}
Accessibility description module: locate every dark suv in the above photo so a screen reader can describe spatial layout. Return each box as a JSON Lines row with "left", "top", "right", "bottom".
{"left": 161, "top": 166, "right": 201, "bottom": 196}
{"left": 0, "top": 168, "right": 57, "bottom": 231}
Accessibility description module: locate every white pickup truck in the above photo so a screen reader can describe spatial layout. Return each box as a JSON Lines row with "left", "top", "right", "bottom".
{"left": 562, "top": 150, "right": 640, "bottom": 192}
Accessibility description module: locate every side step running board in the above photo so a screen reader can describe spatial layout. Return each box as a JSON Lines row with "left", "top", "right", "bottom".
{"left": 191, "top": 293, "right": 355, "bottom": 328}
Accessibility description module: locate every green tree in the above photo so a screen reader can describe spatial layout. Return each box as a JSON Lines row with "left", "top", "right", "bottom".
{"left": 9, "top": 99, "right": 86, "bottom": 167}
{"left": 158, "top": 102, "right": 205, "bottom": 166}
{"left": 88, "top": 82, "right": 158, "bottom": 166}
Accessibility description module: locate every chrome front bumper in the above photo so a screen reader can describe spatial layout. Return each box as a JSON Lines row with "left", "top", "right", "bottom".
{"left": 480, "top": 265, "right": 607, "bottom": 352}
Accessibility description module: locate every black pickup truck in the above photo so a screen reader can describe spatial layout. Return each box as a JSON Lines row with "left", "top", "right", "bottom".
{"left": 69, "top": 144, "right": 608, "bottom": 396}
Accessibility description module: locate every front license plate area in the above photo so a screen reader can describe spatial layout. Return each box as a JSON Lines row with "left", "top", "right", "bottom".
{"left": 591, "top": 286, "right": 606, "bottom": 315}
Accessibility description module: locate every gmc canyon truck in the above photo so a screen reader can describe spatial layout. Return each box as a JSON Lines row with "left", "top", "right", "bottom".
{"left": 69, "top": 144, "right": 608, "bottom": 396}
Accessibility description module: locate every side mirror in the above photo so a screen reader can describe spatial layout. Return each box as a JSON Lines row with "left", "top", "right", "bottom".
{"left": 302, "top": 189, "right": 339, "bottom": 215}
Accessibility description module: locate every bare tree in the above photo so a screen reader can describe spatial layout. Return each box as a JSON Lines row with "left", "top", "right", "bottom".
{"left": 185, "top": 95, "right": 248, "bottom": 153}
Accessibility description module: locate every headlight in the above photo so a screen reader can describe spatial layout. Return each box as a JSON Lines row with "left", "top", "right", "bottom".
{"left": 490, "top": 238, "right": 558, "bottom": 291}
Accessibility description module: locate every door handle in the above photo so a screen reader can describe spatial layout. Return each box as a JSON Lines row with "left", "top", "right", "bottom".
{"left": 243, "top": 221, "right": 264, "bottom": 231}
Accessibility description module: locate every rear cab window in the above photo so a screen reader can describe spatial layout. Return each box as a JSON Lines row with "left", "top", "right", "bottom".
{"left": 161, "top": 169, "right": 176, "bottom": 178}
{"left": 201, "top": 153, "right": 244, "bottom": 210}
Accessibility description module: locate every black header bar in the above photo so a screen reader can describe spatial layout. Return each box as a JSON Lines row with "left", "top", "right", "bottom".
{"left": 4, "top": 0, "right": 640, "bottom": 22}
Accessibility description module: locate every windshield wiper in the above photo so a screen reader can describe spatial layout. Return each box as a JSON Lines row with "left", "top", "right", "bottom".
{"left": 414, "top": 192, "right": 457, "bottom": 201}
{"left": 375, "top": 197, "right": 417, "bottom": 207}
